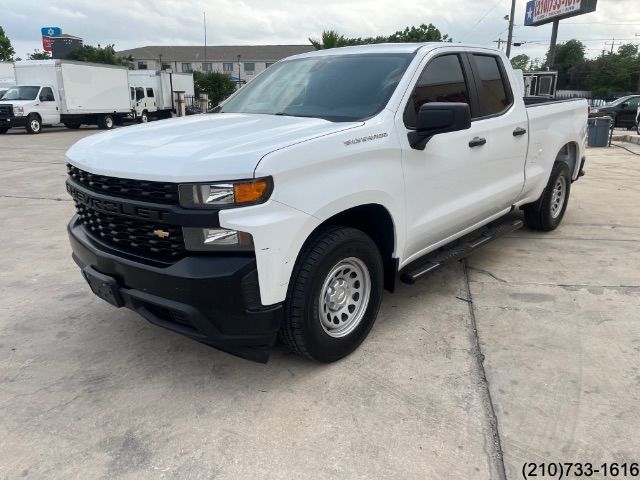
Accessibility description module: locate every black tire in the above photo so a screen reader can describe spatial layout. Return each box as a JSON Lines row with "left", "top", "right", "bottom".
{"left": 281, "top": 226, "right": 384, "bottom": 362}
{"left": 64, "top": 122, "right": 81, "bottom": 129}
{"left": 98, "top": 114, "right": 114, "bottom": 130}
{"left": 25, "top": 114, "right": 41, "bottom": 134}
{"left": 523, "top": 162, "right": 571, "bottom": 231}
{"left": 0, "top": 127, "right": 8, "bottom": 134}
{"left": 138, "top": 110, "right": 149, "bottom": 123}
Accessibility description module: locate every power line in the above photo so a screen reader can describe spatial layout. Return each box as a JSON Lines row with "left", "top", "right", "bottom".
{"left": 460, "top": 0, "right": 505, "bottom": 42}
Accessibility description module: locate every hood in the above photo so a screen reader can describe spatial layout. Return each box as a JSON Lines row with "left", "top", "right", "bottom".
{"left": 66, "top": 113, "right": 362, "bottom": 182}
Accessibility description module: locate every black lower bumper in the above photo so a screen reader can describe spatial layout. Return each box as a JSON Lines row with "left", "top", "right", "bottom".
{"left": 0, "top": 116, "right": 27, "bottom": 128}
{"left": 68, "top": 217, "right": 283, "bottom": 362}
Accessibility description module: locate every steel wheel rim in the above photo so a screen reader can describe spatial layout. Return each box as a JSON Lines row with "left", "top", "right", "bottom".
{"left": 106, "top": 117, "right": 113, "bottom": 128}
{"left": 31, "top": 120, "right": 40, "bottom": 132}
{"left": 550, "top": 175, "right": 566, "bottom": 219}
{"left": 142, "top": 114, "right": 148, "bottom": 123}
{"left": 318, "top": 257, "right": 371, "bottom": 338}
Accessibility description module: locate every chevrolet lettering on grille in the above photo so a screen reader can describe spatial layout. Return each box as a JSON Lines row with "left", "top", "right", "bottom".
{"left": 66, "top": 182, "right": 169, "bottom": 222}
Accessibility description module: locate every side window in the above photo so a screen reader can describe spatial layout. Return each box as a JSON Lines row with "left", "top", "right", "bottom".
{"left": 472, "top": 54, "right": 512, "bottom": 117}
{"left": 130, "top": 87, "right": 135, "bottom": 101}
{"left": 146, "top": 88, "right": 154, "bottom": 98}
{"left": 135, "top": 87, "right": 144, "bottom": 101}
{"left": 404, "top": 54, "right": 469, "bottom": 129}
{"left": 628, "top": 97, "right": 640, "bottom": 109}
{"left": 39, "top": 87, "right": 55, "bottom": 102}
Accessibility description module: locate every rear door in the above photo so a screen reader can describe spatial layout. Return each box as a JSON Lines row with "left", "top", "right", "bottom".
{"left": 398, "top": 49, "right": 528, "bottom": 264}
{"left": 619, "top": 96, "right": 640, "bottom": 127}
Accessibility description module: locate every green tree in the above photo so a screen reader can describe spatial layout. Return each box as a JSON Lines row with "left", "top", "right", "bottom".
{"left": 387, "top": 23, "right": 451, "bottom": 43}
{"left": 551, "top": 39, "right": 586, "bottom": 71}
{"left": 28, "top": 49, "right": 51, "bottom": 60}
{"left": 309, "top": 30, "right": 350, "bottom": 50}
{"left": 0, "top": 26, "right": 15, "bottom": 61}
{"left": 310, "top": 23, "right": 451, "bottom": 50}
{"left": 193, "top": 71, "right": 237, "bottom": 107}
{"left": 510, "top": 54, "right": 531, "bottom": 71}
{"left": 66, "top": 44, "right": 132, "bottom": 67}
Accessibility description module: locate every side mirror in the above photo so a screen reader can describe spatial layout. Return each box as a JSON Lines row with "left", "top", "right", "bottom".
{"left": 408, "top": 102, "right": 471, "bottom": 150}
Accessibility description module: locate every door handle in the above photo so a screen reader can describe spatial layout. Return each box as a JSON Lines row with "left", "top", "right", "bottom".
{"left": 469, "top": 137, "right": 487, "bottom": 148}
{"left": 513, "top": 127, "right": 527, "bottom": 137}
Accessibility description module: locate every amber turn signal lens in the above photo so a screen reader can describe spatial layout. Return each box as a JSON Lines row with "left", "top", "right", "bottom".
{"left": 233, "top": 179, "right": 270, "bottom": 204}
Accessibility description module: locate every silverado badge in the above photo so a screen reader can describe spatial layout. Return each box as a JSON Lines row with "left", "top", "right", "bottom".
{"left": 152, "top": 229, "right": 170, "bottom": 239}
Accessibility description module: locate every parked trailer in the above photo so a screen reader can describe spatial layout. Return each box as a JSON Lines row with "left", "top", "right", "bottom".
{"left": 127, "top": 70, "right": 195, "bottom": 123}
{"left": 0, "top": 60, "right": 131, "bottom": 134}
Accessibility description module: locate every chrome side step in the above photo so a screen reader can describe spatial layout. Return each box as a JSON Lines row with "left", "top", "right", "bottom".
{"left": 399, "top": 218, "right": 523, "bottom": 284}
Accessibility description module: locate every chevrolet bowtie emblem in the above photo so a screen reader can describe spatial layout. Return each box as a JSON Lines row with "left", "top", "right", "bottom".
{"left": 152, "top": 229, "right": 170, "bottom": 239}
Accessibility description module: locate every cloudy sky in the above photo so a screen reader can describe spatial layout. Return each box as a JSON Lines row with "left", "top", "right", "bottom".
{"left": 2, "top": 0, "right": 639, "bottom": 62}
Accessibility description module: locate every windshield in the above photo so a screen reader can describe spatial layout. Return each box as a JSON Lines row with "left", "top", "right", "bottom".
{"left": 607, "top": 96, "right": 634, "bottom": 107}
{"left": 219, "top": 53, "right": 415, "bottom": 122}
{"left": 1, "top": 86, "right": 40, "bottom": 101}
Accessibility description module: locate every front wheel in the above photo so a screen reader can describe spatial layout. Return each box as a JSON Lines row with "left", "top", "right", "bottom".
{"left": 26, "top": 114, "right": 41, "bottom": 134}
{"left": 0, "top": 127, "right": 8, "bottom": 134}
{"left": 636, "top": 119, "right": 640, "bottom": 135}
{"left": 523, "top": 162, "right": 572, "bottom": 231}
{"left": 138, "top": 110, "right": 149, "bottom": 123}
{"left": 281, "top": 226, "right": 383, "bottom": 362}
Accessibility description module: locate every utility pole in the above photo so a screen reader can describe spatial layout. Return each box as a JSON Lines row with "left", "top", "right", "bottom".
{"left": 547, "top": 19, "right": 559, "bottom": 71}
{"left": 506, "top": 0, "right": 517, "bottom": 58}
{"left": 494, "top": 38, "right": 506, "bottom": 50}
{"left": 203, "top": 11, "right": 207, "bottom": 64}
{"left": 605, "top": 38, "right": 621, "bottom": 54}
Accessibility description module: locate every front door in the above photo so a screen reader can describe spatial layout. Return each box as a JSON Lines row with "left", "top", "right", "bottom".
{"left": 37, "top": 87, "right": 60, "bottom": 125}
{"left": 398, "top": 51, "right": 528, "bottom": 264}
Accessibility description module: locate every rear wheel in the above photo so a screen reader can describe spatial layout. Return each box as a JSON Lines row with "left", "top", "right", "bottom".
{"left": 0, "top": 127, "right": 8, "bottom": 134}
{"left": 26, "top": 114, "right": 41, "bottom": 134}
{"left": 523, "top": 162, "right": 571, "bottom": 231}
{"left": 98, "top": 114, "right": 114, "bottom": 130}
{"left": 281, "top": 226, "right": 384, "bottom": 362}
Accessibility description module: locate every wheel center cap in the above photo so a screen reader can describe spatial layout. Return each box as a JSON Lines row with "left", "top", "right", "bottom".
{"left": 326, "top": 279, "right": 349, "bottom": 310}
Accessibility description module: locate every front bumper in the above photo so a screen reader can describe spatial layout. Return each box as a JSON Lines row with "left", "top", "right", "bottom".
{"left": 68, "top": 217, "right": 283, "bottom": 362}
{"left": 0, "top": 116, "right": 27, "bottom": 128}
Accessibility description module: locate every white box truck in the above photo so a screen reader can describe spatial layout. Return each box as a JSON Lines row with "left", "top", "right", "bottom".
{"left": 0, "top": 62, "right": 15, "bottom": 98}
{"left": 128, "top": 70, "right": 195, "bottom": 123}
{"left": 0, "top": 60, "right": 131, "bottom": 134}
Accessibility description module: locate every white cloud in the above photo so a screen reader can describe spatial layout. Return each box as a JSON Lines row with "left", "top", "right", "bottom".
{"left": 2, "top": 0, "right": 639, "bottom": 62}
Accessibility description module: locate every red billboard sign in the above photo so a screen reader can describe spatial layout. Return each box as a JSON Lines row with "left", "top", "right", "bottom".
{"left": 42, "top": 36, "right": 52, "bottom": 52}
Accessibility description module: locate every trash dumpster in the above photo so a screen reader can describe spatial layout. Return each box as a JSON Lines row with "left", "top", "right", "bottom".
{"left": 587, "top": 116, "right": 612, "bottom": 147}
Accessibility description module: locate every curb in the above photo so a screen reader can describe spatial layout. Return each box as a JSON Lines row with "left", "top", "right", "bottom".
{"left": 612, "top": 134, "right": 640, "bottom": 145}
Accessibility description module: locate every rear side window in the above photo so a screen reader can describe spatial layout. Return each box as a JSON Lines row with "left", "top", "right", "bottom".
{"left": 404, "top": 54, "right": 470, "bottom": 129}
{"left": 146, "top": 88, "right": 154, "bottom": 98}
{"left": 472, "top": 55, "right": 512, "bottom": 117}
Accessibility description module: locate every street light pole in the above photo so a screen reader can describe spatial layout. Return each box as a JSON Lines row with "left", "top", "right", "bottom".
{"left": 547, "top": 19, "right": 560, "bottom": 71}
{"left": 203, "top": 11, "right": 207, "bottom": 64}
{"left": 237, "top": 54, "right": 242, "bottom": 88}
{"left": 506, "top": 0, "right": 517, "bottom": 58}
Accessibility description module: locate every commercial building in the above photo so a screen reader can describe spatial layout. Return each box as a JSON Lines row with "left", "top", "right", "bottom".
{"left": 117, "top": 45, "right": 315, "bottom": 81}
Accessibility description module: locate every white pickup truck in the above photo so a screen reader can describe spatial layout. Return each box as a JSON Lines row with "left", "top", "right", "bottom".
{"left": 65, "top": 43, "right": 588, "bottom": 362}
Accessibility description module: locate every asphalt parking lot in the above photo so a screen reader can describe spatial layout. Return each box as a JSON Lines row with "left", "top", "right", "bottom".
{"left": 1, "top": 126, "right": 639, "bottom": 479}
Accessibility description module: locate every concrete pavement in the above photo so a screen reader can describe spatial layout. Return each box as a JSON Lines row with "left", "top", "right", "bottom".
{"left": 0, "top": 126, "right": 638, "bottom": 479}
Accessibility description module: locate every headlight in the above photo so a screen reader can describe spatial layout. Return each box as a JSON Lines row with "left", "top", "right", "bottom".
{"left": 178, "top": 177, "right": 272, "bottom": 208}
{"left": 13, "top": 106, "right": 24, "bottom": 116}
{"left": 590, "top": 108, "right": 599, "bottom": 113}
{"left": 182, "top": 227, "right": 254, "bottom": 251}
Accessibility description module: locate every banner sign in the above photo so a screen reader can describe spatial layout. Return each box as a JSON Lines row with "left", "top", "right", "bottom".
{"left": 525, "top": 0, "right": 597, "bottom": 26}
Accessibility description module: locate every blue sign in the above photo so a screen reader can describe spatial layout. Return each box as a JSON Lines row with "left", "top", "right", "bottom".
{"left": 524, "top": 0, "right": 536, "bottom": 26}
{"left": 41, "top": 27, "right": 62, "bottom": 37}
